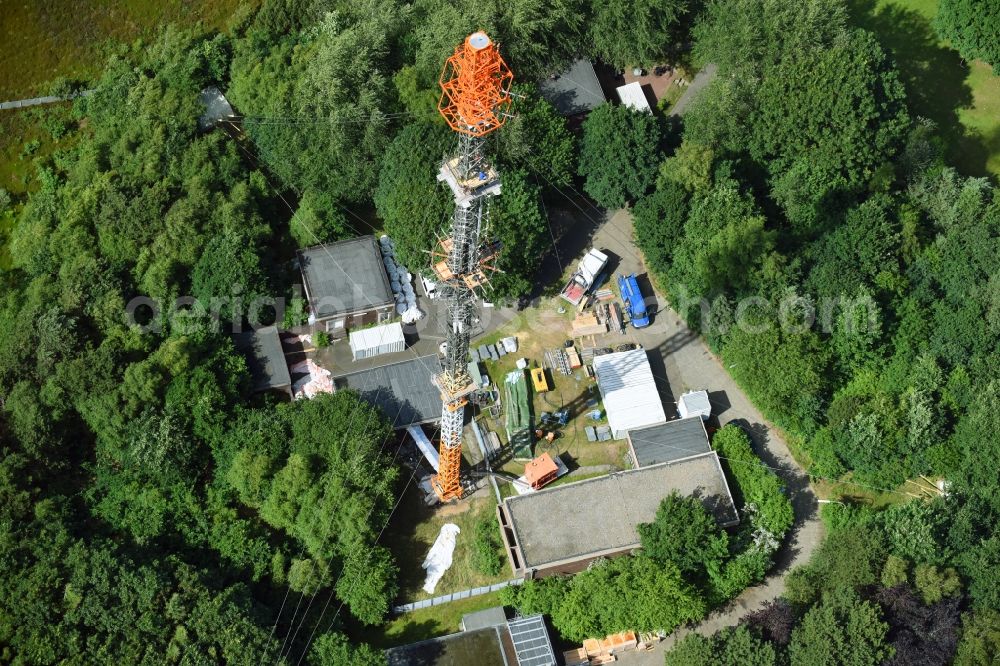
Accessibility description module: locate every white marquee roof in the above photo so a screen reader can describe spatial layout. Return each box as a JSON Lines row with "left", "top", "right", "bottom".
{"left": 592, "top": 349, "right": 667, "bottom": 438}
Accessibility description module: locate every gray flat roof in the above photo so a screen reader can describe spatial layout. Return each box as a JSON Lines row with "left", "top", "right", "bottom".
{"left": 538, "top": 59, "right": 606, "bottom": 116}
{"left": 628, "top": 416, "right": 711, "bottom": 467}
{"left": 298, "top": 235, "right": 394, "bottom": 319}
{"left": 503, "top": 454, "right": 739, "bottom": 570}
{"left": 333, "top": 355, "right": 442, "bottom": 427}
{"left": 232, "top": 326, "right": 291, "bottom": 392}
{"left": 462, "top": 606, "right": 508, "bottom": 632}
{"left": 385, "top": 627, "right": 509, "bottom": 666}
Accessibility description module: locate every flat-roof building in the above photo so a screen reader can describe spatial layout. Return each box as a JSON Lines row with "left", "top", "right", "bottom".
{"left": 498, "top": 457, "right": 739, "bottom": 578}
{"left": 333, "top": 355, "right": 442, "bottom": 428}
{"left": 627, "top": 416, "right": 712, "bottom": 467}
{"left": 298, "top": 235, "right": 395, "bottom": 336}
{"left": 592, "top": 349, "right": 667, "bottom": 438}
{"left": 232, "top": 326, "right": 291, "bottom": 397}
{"left": 538, "top": 59, "right": 607, "bottom": 117}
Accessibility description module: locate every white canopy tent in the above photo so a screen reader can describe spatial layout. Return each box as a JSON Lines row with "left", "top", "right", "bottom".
{"left": 592, "top": 349, "right": 667, "bottom": 438}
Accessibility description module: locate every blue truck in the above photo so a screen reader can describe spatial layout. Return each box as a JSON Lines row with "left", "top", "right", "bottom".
{"left": 617, "top": 273, "right": 650, "bottom": 328}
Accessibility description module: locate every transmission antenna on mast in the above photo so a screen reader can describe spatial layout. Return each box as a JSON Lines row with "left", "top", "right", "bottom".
{"left": 429, "top": 32, "right": 513, "bottom": 502}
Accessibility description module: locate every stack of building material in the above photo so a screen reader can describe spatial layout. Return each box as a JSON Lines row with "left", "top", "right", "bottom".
{"left": 594, "top": 288, "right": 614, "bottom": 301}
{"left": 571, "top": 312, "right": 606, "bottom": 337}
{"left": 566, "top": 347, "right": 581, "bottom": 369}
{"left": 582, "top": 632, "right": 639, "bottom": 660}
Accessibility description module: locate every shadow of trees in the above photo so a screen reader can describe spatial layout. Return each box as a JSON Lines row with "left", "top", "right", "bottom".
{"left": 846, "top": 0, "right": 991, "bottom": 176}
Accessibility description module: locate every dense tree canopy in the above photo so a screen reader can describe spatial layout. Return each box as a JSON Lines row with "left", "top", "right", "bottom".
{"left": 0, "top": 22, "right": 404, "bottom": 662}
{"left": 589, "top": 0, "right": 691, "bottom": 69}
{"left": 935, "top": 0, "right": 1000, "bottom": 74}
{"left": 5, "top": 0, "right": 1000, "bottom": 659}
{"left": 579, "top": 104, "right": 662, "bottom": 208}
{"left": 501, "top": 556, "right": 706, "bottom": 641}
{"left": 638, "top": 492, "right": 729, "bottom": 579}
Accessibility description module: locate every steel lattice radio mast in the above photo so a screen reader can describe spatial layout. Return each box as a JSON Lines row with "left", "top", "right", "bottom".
{"left": 430, "top": 32, "right": 513, "bottom": 502}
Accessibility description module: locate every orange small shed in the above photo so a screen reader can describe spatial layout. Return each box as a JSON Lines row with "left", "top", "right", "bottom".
{"left": 524, "top": 452, "right": 559, "bottom": 490}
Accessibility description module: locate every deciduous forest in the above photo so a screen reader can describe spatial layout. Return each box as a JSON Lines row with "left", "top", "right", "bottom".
{"left": 1, "top": 0, "right": 999, "bottom": 663}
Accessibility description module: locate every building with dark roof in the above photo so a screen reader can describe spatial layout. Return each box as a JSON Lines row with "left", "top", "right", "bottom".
{"left": 232, "top": 326, "right": 291, "bottom": 397}
{"left": 297, "top": 235, "right": 395, "bottom": 336}
{"left": 333, "top": 355, "right": 442, "bottom": 428}
{"left": 386, "top": 627, "right": 511, "bottom": 666}
{"left": 538, "top": 59, "right": 606, "bottom": 117}
{"left": 627, "top": 416, "right": 711, "bottom": 467}
{"left": 385, "top": 609, "right": 556, "bottom": 666}
{"left": 497, "top": 458, "right": 739, "bottom": 578}
{"left": 461, "top": 606, "right": 508, "bottom": 632}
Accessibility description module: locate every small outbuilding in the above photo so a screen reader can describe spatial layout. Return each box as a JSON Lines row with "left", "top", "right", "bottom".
{"left": 298, "top": 235, "right": 395, "bottom": 336}
{"left": 678, "top": 389, "right": 712, "bottom": 420}
{"left": 524, "top": 453, "right": 560, "bottom": 490}
{"left": 616, "top": 81, "right": 652, "bottom": 113}
{"left": 349, "top": 321, "right": 406, "bottom": 361}
{"left": 592, "top": 349, "right": 667, "bottom": 439}
{"left": 232, "top": 326, "right": 291, "bottom": 397}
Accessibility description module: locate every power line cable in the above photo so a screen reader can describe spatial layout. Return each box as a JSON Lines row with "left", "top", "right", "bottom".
{"left": 220, "top": 130, "right": 459, "bottom": 663}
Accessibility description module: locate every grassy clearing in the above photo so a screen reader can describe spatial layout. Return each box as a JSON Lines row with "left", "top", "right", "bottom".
{"left": 0, "top": 103, "right": 77, "bottom": 195}
{"left": 0, "top": 0, "right": 258, "bottom": 99}
{"left": 848, "top": 0, "right": 1000, "bottom": 179}
{"left": 353, "top": 590, "right": 508, "bottom": 650}
{"left": 0, "top": 208, "right": 16, "bottom": 270}
{"left": 383, "top": 485, "right": 508, "bottom": 603}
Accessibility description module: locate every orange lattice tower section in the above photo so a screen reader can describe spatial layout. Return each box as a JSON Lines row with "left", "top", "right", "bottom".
{"left": 438, "top": 31, "right": 513, "bottom": 136}
{"left": 429, "top": 32, "right": 512, "bottom": 503}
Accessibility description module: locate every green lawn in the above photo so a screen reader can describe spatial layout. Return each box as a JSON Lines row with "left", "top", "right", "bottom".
{"left": 382, "top": 486, "right": 508, "bottom": 603}
{"left": 352, "top": 591, "right": 508, "bottom": 650}
{"left": 0, "top": 0, "right": 259, "bottom": 99}
{"left": 848, "top": 0, "right": 1000, "bottom": 179}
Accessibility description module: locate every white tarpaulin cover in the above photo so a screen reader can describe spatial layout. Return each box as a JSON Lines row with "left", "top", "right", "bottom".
{"left": 422, "top": 523, "right": 460, "bottom": 593}
{"left": 592, "top": 349, "right": 667, "bottom": 438}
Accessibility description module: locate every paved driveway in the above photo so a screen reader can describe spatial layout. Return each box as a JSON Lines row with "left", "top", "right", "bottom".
{"left": 589, "top": 209, "right": 823, "bottom": 664}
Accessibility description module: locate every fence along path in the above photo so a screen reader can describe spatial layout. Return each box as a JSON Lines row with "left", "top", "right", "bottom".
{"left": 0, "top": 89, "right": 93, "bottom": 111}
{"left": 392, "top": 578, "right": 522, "bottom": 613}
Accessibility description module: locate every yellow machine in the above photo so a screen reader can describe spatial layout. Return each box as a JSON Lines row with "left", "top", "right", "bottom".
{"left": 530, "top": 367, "right": 550, "bottom": 393}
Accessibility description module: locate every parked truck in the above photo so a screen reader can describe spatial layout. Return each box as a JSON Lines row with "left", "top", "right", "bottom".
{"left": 560, "top": 248, "right": 608, "bottom": 306}
{"left": 618, "top": 273, "right": 650, "bottom": 328}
